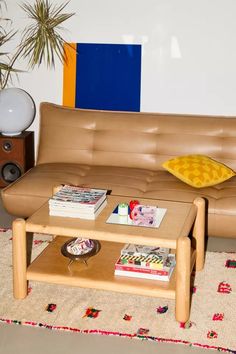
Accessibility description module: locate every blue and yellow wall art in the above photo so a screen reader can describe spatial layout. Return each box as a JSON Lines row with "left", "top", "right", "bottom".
{"left": 63, "top": 43, "right": 141, "bottom": 112}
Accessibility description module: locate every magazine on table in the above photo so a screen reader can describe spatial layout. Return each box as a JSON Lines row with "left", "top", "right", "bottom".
{"left": 49, "top": 185, "right": 107, "bottom": 210}
{"left": 49, "top": 199, "right": 107, "bottom": 220}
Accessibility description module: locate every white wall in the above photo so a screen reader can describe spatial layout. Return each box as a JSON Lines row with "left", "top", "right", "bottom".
{"left": 5, "top": 0, "right": 236, "bottom": 148}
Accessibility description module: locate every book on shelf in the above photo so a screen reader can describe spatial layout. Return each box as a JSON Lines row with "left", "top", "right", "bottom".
{"left": 115, "top": 262, "right": 169, "bottom": 276}
{"left": 114, "top": 254, "right": 175, "bottom": 281}
{"left": 114, "top": 243, "right": 176, "bottom": 281}
{"left": 49, "top": 198, "right": 107, "bottom": 220}
{"left": 119, "top": 243, "right": 172, "bottom": 270}
{"left": 121, "top": 243, "right": 170, "bottom": 257}
{"left": 114, "top": 266, "right": 174, "bottom": 281}
{"left": 115, "top": 253, "right": 175, "bottom": 270}
{"left": 117, "top": 253, "right": 172, "bottom": 270}
{"left": 49, "top": 185, "right": 107, "bottom": 210}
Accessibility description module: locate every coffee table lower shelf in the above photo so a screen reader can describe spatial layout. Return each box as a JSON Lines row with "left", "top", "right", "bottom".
{"left": 27, "top": 236, "right": 177, "bottom": 299}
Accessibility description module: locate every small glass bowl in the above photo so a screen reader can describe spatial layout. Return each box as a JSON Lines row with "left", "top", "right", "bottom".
{"left": 61, "top": 237, "right": 101, "bottom": 268}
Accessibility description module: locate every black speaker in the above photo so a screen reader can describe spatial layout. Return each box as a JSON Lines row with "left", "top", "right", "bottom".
{"left": 0, "top": 131, "right": 34, "bottom": 187}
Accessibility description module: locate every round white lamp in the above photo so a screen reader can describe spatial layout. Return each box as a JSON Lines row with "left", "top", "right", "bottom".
{"left": 0, "top": 88, "right": 35, "bottom": 136}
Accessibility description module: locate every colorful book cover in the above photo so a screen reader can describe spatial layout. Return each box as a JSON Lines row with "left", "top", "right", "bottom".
{"left": 114, "top": 264, "right": 175, "bottom": 281}
{"left": 121, "top": 243, "right": 170, "bottom": 256}
{"left": 49, "top": 185, "right": 107, "bottom": 209}
{"left": 115, "top": 253, "right": 175, "bottom": 271}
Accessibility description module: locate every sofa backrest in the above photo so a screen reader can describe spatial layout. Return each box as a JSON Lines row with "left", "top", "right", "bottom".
{"left": 37, "top": 102, "right": 236, "bottom": 171}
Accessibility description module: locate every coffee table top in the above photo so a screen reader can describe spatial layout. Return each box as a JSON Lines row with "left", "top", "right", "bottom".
{"left": 26, "top": 195, "right": 197, "bottom": 249}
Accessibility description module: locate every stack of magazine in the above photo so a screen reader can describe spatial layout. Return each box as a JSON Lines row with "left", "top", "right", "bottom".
{"left": 114, "top": 243, "right": 176, "bottom": 281}
{"left": 49, "top": 185, "right": 107, "bottom": 220}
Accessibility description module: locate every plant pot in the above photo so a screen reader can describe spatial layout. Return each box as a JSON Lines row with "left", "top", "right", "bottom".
{"left": 0, "top": 88, "right": 36, "bottom": 136}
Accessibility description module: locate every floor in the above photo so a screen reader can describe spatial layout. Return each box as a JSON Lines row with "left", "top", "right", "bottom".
{"left": 0, "top": 194, "right": 236, "bottom": 354}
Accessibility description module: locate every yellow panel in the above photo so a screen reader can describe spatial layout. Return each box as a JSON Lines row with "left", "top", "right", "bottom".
{"left": 63, "top": 43, "right": 77, "bottom": 107}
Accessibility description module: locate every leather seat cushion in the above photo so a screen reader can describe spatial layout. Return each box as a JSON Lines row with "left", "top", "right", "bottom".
{"left": 2, "top": 163, "right": 236, "bottom": 238}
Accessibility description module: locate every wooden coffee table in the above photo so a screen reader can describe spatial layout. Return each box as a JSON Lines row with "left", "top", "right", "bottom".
{"left": 12, "top": 195, "right": 205, "bottom": 323}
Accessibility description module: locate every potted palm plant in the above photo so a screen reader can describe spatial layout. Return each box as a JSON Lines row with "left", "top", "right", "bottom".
{"left": 0, "top": 0, "right": 75, "bottom": 135}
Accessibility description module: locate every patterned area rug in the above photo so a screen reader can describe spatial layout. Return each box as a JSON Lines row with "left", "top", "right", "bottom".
{"left": 0, "top": 229, "right": 236, "bottom": 353}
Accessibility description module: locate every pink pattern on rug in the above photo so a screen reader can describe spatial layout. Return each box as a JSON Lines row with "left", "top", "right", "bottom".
{"left": 217, "top": 281, "right": 232, "bottom": 294}
{"left": 212, "top": 313, "right": 224, "bottom": 321}
{"left": 179, "top": 321, "right": 193, "bottom": 329}
{"left": 207, "top": 330, "right": 218, "bottom": 339}
{"left": 225, "top": 260, "right": 236, "bottom": 268}
{"left": 0, "top": 318, "right": 235, "bottom": 353}
{"left": 83, "top": 307, "right": 101, "bottom": 319}
{"left": 137, "top": 328, "right": 149, "bottom": 335}
{"left": 156, "top": 306, "right": 168, "bottom": 314}
{"left": 46, "top": 304, "right": 57, "bottom": 313}
{"left": 191, "top": 286, "right": 197, "bottom": 293}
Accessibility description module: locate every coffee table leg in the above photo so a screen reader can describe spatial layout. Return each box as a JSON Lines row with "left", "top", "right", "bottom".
{"left": 193, "top": 197, "right": 205, "bottom": 271}
{"left": 175, "top": 236, "right": 191, "bottom": 323}
{"left": 12, "top": 218, "right": 28, "bottom": 299}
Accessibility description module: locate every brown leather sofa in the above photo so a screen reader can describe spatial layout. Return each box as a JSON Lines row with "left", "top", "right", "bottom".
{"left": 2, "top": 102, "right": 236, "bottom": 238}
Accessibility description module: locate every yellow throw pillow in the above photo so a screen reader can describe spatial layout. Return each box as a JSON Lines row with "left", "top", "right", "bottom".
{"left": 162, "top": 155, "right": 235, "bottom": 188}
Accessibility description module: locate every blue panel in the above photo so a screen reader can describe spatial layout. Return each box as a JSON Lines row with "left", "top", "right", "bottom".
{"left": 75, "top": 43, "right": 141, "bottom": 112}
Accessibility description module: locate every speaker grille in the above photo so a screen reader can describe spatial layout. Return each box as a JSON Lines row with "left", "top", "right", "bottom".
{"left": 1, "top": 163, "right": 22, "bottom": 183}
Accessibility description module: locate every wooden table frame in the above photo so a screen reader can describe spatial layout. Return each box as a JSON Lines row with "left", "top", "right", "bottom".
{"left": 12, "top": 196, "right": 205, "bottom": 323}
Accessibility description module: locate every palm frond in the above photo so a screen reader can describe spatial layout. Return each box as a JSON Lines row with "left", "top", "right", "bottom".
{"left": 0, "top": 60, "right": 21, "bottom": 88}
{"left": 0, "top": 62, "right": 21, "bottom": 73}
{"left": 0, "top": 0, "right": 75, "bottom": 88}
{"left": 0, "top": 30, "right": 16, "bottom": 46}
{"left": 19, "top": 0, "right": 74, "bottom": 68}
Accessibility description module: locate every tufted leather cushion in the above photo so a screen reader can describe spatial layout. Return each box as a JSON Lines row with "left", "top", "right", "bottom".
{"left": 37, "top": 103, "right": 236, "bottom": 172}
{"left": 2, "top": 163, "right": 236, "bottom": 238}
{"left": 2, "top": 102, "right": 236, "bottom": 238}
